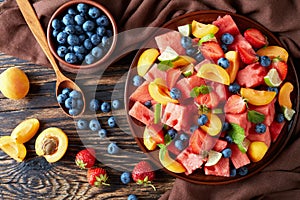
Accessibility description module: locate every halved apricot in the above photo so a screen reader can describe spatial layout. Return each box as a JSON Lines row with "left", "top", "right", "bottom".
{"left": 248, "top": 141, "right": 268, "bottom": 162}
{"left": 191, "top": 20, "right": 219, "bottom": 38}
{"left": 240, "top": 88, "right": 276, "bottom": 106}
{"left": 278, "top": 82, "right": 294, "bottom": 109}
{"left": 0, "top": 136, "right": 26, "bottom": 162}
{"left": 256, "top": 46, "right": 289, "bottom": 62}
{"left": 225, "top": 51, "right": 240, "bottom": 83}
{"left": 11, "top": 118, "right": 40, "bottom": 143}
{"left": 148, "top": 80, "right": 178, "bottom": 105}
{"left": 172, "top": 55, "right": 196, "bottom": 68}
{"left": 143, "top": 126, "right": 157, "bottom": 151}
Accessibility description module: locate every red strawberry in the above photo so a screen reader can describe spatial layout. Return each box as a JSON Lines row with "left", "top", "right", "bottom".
{"left": 224, "top": 94, "right": 247, "bottom": 114}
{"left": 244, "top": 28, "right": 268, "bottom": 49}
{"left": 270, "top": 58, "right": 288, "bottom": 80}
{"left": 237, "top": 44, "right": 258, "bottom": 64}
{"left": 195, "top": 91, "right": 220, "bottom": 108}
{"left": 132, "top": 161, "right": 156, "bottom": 190}
{"left": 87, "top": 167, "right": 110, "bottom": 186}
{"left": 75, "top": 148, "right": 96, "bottom": 169}
{"left": 200, "top": 41, "right": 224, "bottom": 63}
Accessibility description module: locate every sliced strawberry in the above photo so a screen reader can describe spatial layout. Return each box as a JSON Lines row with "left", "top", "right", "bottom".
{"left": 270, "top": 59, "right": 288, "bottom": 80}
{"left": 200, "top": 41, "right": 224, "bottom": 63}
{"left": 195, "top": 91, "right": 220, "bottom": 109}
{"left": 244, "top": 28, "right": 267, "bottom": 49}
{"left": 147, "top": 123, "right": 164, "bottom": 144}
{"left": 189, "top": 128, "right": 206, "bottom": 154}
{"left": 224, "top": 94, "right": 246, "bottom": 114}
{"left": 237, "top": 44, "right": 258, "bottom": 65}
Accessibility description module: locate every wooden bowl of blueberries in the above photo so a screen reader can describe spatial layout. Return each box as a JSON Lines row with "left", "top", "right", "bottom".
{"left": 47, "top": 0, "right": 117, "bottom": 73}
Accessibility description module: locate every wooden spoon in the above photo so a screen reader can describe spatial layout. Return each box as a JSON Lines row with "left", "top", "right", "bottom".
{"left": 16, "top": 0, "right": 85, "bottom": 118}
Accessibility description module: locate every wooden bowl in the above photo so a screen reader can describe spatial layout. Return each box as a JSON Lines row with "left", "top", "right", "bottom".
{"left": 125, "top": 10, "right": 299, "bottom": 184}
{"left": 47, "top": 0, "right": 117, "bottom": 74}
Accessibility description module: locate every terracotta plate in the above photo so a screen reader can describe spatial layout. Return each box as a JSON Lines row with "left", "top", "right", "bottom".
{"left": 125, "top": 10, "right": 299, "bottom": 184}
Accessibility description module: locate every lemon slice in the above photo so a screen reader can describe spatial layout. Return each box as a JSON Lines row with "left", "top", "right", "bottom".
{"left": 137, "top": 48, "right": 160, "bottom": 77}
{"left": 158, "top": 46, "right": 179, "bottom": 61}
{"left": 178, "top": 24, "right": 191, "bottom": 36}
{"left": 205, "top": 150, "right": 222, "bottom": 166}
{"left": 282, "top": 106, "right": 296, "bottom": 121}
{"left": 181, "top": 63, "right": 194, "bottom": 77}
{"left": 197, "top": 63, "right": 230, "bottom": 85}
{"left": 192, "top": 20, "right": 219, "bottom": 38}
{"left": 264, "top": 68, "right": 282, "bottom": 87}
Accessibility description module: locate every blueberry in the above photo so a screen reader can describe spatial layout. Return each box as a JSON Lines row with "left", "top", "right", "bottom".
{"left": 255, "top": 123, "right": 266, "bottom": 134}
{"left": 77, "top": 3, "right": 89, "bottom": 13}
{"left": 82, "top": 20, "right": 95, "bottom": 32}
{"left": 101, "top": 36, "right": 110, "bottom": 47}
{"left": 198, "top": 114, "right": 208, "bottom": 126}
{"left": 52, "top": 29, "right": 60, "bottom": 38}
{"left": 73, "top": 45, "right": 86, "bottom": 54}
{"left": 221, "top": 148, "right": 232, "bottom": 158}
{"left": 85, "top": 54, "right": 95, "bottom": 65}
{"left": 222, "top": 122, "right": 230, "bottom": 132}
{"left": 221, "top": 43, "right": 228, "bottom": 53}
{"left": 120, "top": 171, "right": 131, "bottom": 184}
{"left": 67, "top": 34, "right": 80, "bottom": 46}
{"left": 91, "top": 34, "right": 101, "bottom": 45}
{"left": 76, "top": 53, "right": 85, "bottom": 63}
{"left": 96, "top": 26, "right": 106, "bottom": 36}
{"left": 112, "top": 99, "right": 121, "bottom": 110}
{"left": 89, "top": 119, "right": 101, "bottom": 131}
{"left": 127, "top": 194, "right": 138, "bottom": 200}
{"left": 101, "top": 102, "right": 111, "bottom": 113}
{"left": 77, "top": 119, "right": 88, "bottom": 130}
{"left": 132, "top": 75, "right": 143, "bottom": 87}
{"left": 179, "top": 133, "right": 188, "bottom": 141}
{"left": 74, "top": 14, "right": 85, "bottom": 25}
{"left": 267, "top": 87, "right": 279, "bottom": 94}
{"left": 107, "top": 142, "right": 119, "bottom": 154}
{"left": 98, "top": 128, "right": 107, "bottom": 138}
{"left": 57, "top": 32, "right": 68, "bottom": 44}
{"left": 88, "top": 7, "right": 101, "bottom": 19}
{"left": 62, "top": 14, "right": 75, "bottom": 25}
{"left": 225, "top": 135, "right": 233, "bottom": 143}
{"left": 69, "top": 108, "right": 80, "bottom": 116}
{"left": 189, "top": 125, "right": 198, "bottom": 133}
{"left": 259, "top": 56, "right": 271, "bottom": 67}
{"left": 181, "top": 36, "right": 193, "bottom": 49}
{"left": 91, "top": 46, "right": 103, "bottom": 58}
{"left": 57, "top": 46, "right": 68, "bottom": 58}
{"left": 167, "top": 129, "right": 177, "bottom": 140}
{"left": 106, "top": 30, "right": 113, "bottom": 37}
{"left": 57, "top": 93, "right": 67, "bottom": 104}
{"left": 52, "top": 19, "right": 62, "bottom": 30}
{"left": 175, "top": 140, "right": 185, "bottom": 151}
{"left": 65, "top": 97, "right": 76, "bottom": 109}
{"left": 96, "top": 15, "right": 109, "bottom": 26}
{"left": 68, "top": 8, "right": 77, "bottom": 15}
{"left": 74, "top": 25, "right": 83, "bottom": 34}
{"left": 89, "top": 99, "right": 100, "bottom": 111}
{"left": 194, "top": 52, "right": 205, "bottom": 62}
{"left": 144, "top": 100, "right": 152, "bottom": 108}
{"left": 69, "top": 90, "right": 81, "bottom": 99}
{"left": 107, "top": 116, "right": 116, "bottom": 127}
{"left": 170, "top": 87, "right": 181, "bottom": 100}
{"left": 230, "top": 168, "right": 237, "bottom": 177}
{"left": 62, "top": 88, "right": 71, "bottom": 95}
{"left": 64, "top": 25, "right": 76, "bottom": 34}
{"left": 221, "top": 33, "right": 234, "bottom": 45}
{"left": 237, "top": 166, "right": 248, "bottom": 176}
{"left": 77, "top": 99, "right": 84, "bottom": 110}
{"left": 217, "top": 57, "right": 230, "bottom": 69}
{"left": 86, "top": 31, "right": 94, "bottom": 38}
{"left": 84, "top": 39, "right": 93, "bottom": 50}
{"left": 186, "top": 47, "right": 197, "bottom": 57}
{"left": 276, "top": 113, "right": 285, "bottom": 123}
{"left": 228, "top": 82, "right": 241, "bottom": 93}
{"left": 78, "top": 34, "right": 86, "bottom": 43}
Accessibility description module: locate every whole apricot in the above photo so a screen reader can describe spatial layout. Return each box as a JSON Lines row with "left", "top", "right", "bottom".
{"left": 0, "top": 67, "right": 30, "bottom": 100}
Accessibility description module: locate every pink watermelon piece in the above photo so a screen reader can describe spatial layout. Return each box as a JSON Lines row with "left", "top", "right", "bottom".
{"left": 230, "top": 143, "right": 250, "bottom": 169}
{"left": 143, "top": 63, "right": 166, "bottom": 82}
{"left": 226, "top": 112, "right": 251, "bottom": 136}
{"left": 204, "top": 157, "right": 230, "bottom": 177}
{"left": 249, "top": 98, "right": 276, "bottom": 126}
{"left": 269, "top": 120, "right": 286, "bottom": 142}
{"left": 194, "top": 59, "right": 212, "bottom": 71}
{"left": 212, "top": 15, "right": 240, "bottom": 38}
{"left": 236, "top": 63, "right": 268, "bottom": 88}
{"left": 187, "top": 74, "right": 206, "bottom": 88}
{"left": 129, "top": 81, "right": 152, "bottom": 103}
{"left": 166, "top": 68, "right": 182, "bottom": 89}
{"left": 129, "top": 101, "right": 154, "bottom": 126}
{"left": 213, "top": 139, "right": 228, "bottom": 152}
{"left": 209, "top": 81, "right": 229, "bottom": 102}
{"left": 175, "top": 78, "right": 193, "bottom": 100}
{"left": 247, "top": 126, "right": 271, "bottom": 148}
{"left": 228, "top": 34, "right": 251, "bottom": 52}
{"left": 155, "top": 31, "right": 186, "bottom": 55}
{"left": 176, "top": 148, "right": 204, "bottom": 175}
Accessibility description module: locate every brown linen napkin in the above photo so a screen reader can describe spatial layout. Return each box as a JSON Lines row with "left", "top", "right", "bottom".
{"left": 0, "top": 0, "right": 299, "bottom": 199}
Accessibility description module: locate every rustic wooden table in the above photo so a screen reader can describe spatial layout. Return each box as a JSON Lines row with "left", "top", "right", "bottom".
{"left": 0, "top": 51, "right": 175, "bottom": 199}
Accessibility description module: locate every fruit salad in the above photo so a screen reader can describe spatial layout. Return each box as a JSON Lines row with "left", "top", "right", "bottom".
{"left": 128, "top": 14, "right": 296, "bottom": 177}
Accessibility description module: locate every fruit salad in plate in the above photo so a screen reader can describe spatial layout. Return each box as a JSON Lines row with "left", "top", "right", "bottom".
{"left": 128, "top": 14, "right": 296, "bottom": 178}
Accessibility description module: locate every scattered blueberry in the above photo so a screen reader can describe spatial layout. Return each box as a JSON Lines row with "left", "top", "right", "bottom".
{"left": 57, "top": 32, "right": 68, "bottom": 44}
{"left": 255, "top": 123, "right": 266, "bottom": 134}
{"left": 225, "top": 135, "right": 233, "bottom": 143}
{"left": 238, "top": 166, "right": 248, "bottom": 176}
{"left": 198, "top": 114, "right": 208, "bottom": 126}
{"left": 84, "top": 38, "right": 93, "bottom": 50}
{"left": 96, "top": 15, "right": 109, "bottom": 26}
{"left": 96, "top": 26, "right": 106, "bottom": 36}
{"left": 179, "top": 133, "right": 188, "bottom": 141}
{"left": 64, "top": 25, "right": 76, "bottom": 34}
{"left": 132, "top": 75, "right": 143, "bottom": 87}
{"left": 276, "top": 113, "right": 285, "bottom": 123}
{"left": 83, "top": 20, "right": 95, "bottom": 32}
{"left": 57, "top": 93, "right": 67, "bottom": 104}
{"left": 194, "top": 52, "right": 205, "bottom": 62}
{"left": 77, "top": 119, "right": 88, "bottom": 130}
{"left": 120, "top": 172, "right": 131, "bottom": 184}
{"left": 107, "top": 142, "right": 120, "bottom": 154}
{"left": 221, "top": 43, "right": 228, "bottom": 53}
{"left": 73, "top": 45, "right": 86, "bottom": 54}
{"left": 91, "top": 34, "right": 101, "bottom": 45}
{"left": 167, "top": 129, "right": 177, "bottom": 140}
{"left": 62, "top": 88, "right": 71, "bottom": 95}
{"left": 101, "top": 102, "right": 111, "bottom": 113}
{"left": 259, "top": 56, "right": 271, "bottom": 67}
{"left": 98, "top": 128, "right": 107, "bottom": 138}
{"left": 112, "top": 99, "right": 121, "bottom": 109}
{"left": 69, "top": 108, "right": 80, "bottom": 116}
{"left": 222, "top": 122, "right": 230, "bottom": 132}
{"left": 127, "top": 194, "right": 138, "bottom": 200}
{"left": 107, "top": 116, "right": 116, "bottom": 127}
{"left": 62, "top": 14, "right": 75, "bottom": 25}
{"left": 57, "top": 46, "right": 68, "bottom": 58}
{"left": 89, "top": 99, "right": 100, "bottom": 111}
{"left": 174, "top": 140, "right": 185, "bottom": 151}
{"left": 221, "top": 33, "right": 234, "bottom": 45}
{"left": 217, "top": 57, "right": 230, "bottom": 69}
{"left": 68, "top": 8, "right": 77, "bottom": 15}
{"left": 185, "top": 47, "right": 197, "bottom": 57}
{"left": 69, "top": 90, "right": 81, "bottom": 99}
{"left": 181, "top": 36, "right": 193, "bottom": 49}
{"left": 77, "top": 3, "right": 89, "bottom": 13}
{"left": 74, "top": 14, "right": 85, "bottom": 25}
{"left": 230, "top": 168, "right": 237, "bottom": 177}
{"left": 267, "top": 87, "right": 279, "bottom": 94}
{"left": 221, "top": 148, "right": 232, "bottom": 158}
{"left": 89, "top": 119, "right": 101, "bottom": 131}
{"left": 77, "top": 99, "right": 84, "bottom": 109}
{"left": 228, "top": 82, "right": 241, "bottom": 93}
{"left": 101, "top": 36, "right": 110, "bottom": 47}
{"left": 170, "top": 87, "right": 181, "bottom": 100}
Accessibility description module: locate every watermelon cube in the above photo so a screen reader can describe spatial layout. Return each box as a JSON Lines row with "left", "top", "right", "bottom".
{"left": 155, "top": 31, "right": 186, "bottom": 55}
{"left": 225, "top": 112, "right": 251, "bottom": 136}
{"left": 129, "top": 101, "right": 154, "bottom": 126}
{"left": 143, "top": 63, "right": 166, "bottom": 82}
{"left": 187, "top": 74, "right": 206, "bottom": 89}
{"left": 129, "top": 81, "right": 152, "bottom": 103}
{"left": 166, "top": 68, "right": 182, "bottom": 89}
{"left": 236, "top": 63, "right": 268, "bottom": 88}
{"left": 230, "top": 143, "right": 250, "bottom": 169}
{"left": 212, "top": 15, "right": 240, "bottom": 38}
{"left": 213, "top": 139, "right": 228, "bottom": 152}
{"left": 269, "top": 120, "right": 286, "bottom": 142}
{"left": 247, "top": 126, "right": 271, "bottom": 148}
{"left": 204, "top": 157, "right": 230, "bottom": 177}
{"left": 249, "top": 98, "right": 276, "bottom": 126}
{"left": 189, "top": 128, "right": 218, "bottom": 154}
{"left": 175, "top": 78, "right": 193, "bottom": 100}
{"left": 176, "top": 148, "right": 204, "bottom": 175}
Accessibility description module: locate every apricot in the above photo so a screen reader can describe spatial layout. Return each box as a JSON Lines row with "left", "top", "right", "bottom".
{"left": 0, "top": 136, "right": 27, "bottom": 162}
{"left": 0, "top": 67, "right": 30, "bottom": 100}
{"left": 248, "top": 141, "right": 268, "bottom": 162}
{"left": 11, "top": 118, "right": 40, "bottom": 143}
{"left": 35, "top": 127, "right": 68, "bottom": 163}
{"left": 159, "top": 146, "right": 186, "bottom": 173}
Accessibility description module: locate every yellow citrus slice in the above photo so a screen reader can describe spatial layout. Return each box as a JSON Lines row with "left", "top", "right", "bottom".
{"left": 191, "top": 20, "right": 219, "bottom": 39}
{"left": 172, "top": 55, "right": 196, "bottom": 68}
{"left": 205, "top": 150, "right": 222, "bottom": 166}
{"left": 264, "top": 68, "right": 282, "bottom": 87}
{"left": 200, "top": 113, "right": 222, "bottom": 136}
{"left": 248, "top": 141, "right": 268, "bottom": 162}
{"left": 197, "top": 63, "right": 230, "bottom": 85}
{"left": 225, "top": 51, "right": 240, "bottom": 83}
{"left": 240, "top": 88, "right": 276, "bottom": 106}
{"left": 11, "top": 118, "right": 40, "bottom": 143}
{"left": 148, "top": 81, "right": 178, "bottom": 105}
{"left": 137, "top": 48, "right": 160, "bottom": 77}
{"left": 256, "top": 46, "right": 289, "bottom": 63}
{"left": 282, "top": 106, "right": 296, "bottom": 121}
{"left": 0, "top": 136, "right": 26, "bottom": 162}
{"left": 159, "top": 147, "right": 186, "bottom": 173}
{"left": 143, "top": 127, "right": 157, "bottom": 151}
{"left": 278, "top": 82, "right": 294, "bottom": 109}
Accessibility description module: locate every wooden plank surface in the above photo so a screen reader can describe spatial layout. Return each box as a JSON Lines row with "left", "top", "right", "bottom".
{"left": 0, "top": 52, "right": 175, "bottom": 200}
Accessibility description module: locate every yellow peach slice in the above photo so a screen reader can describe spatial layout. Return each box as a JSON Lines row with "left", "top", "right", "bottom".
{"left": 200, "top": 113, "right": 222, "bottom": 136}
{"left": 159, "top": 146, "right": 186, "bottom": 173}
{"left": 11, "top": 118, "right": 40, "bottom": 143}
{"left": 240, "top": 88, "right": 276, "bottom": 106}
{"left": 35, "top": 127, "right": 68, "bottom": 163}
{"left": 143, "top": 126, "right": 157, "bottom": 151}
{"left": 172, "top": 55, "right": 196, "bottom": 68}
{"left": 278, "top": 82, "right": 294, "bottom": 109}
{"left": 248, "top": 141, "right": 268, "bottom": 162}
{"left": 197, "top": 63, "right": 230, "bottom": 85}
{"left": 225, "top": 51, "right": 240, "bottom": 83}
{"left": 256, "top": 46, "right": 289, "bottom": 63}
{"left": 148, "top": 81, "right": 178, "bottom": 105}
{"left": 191, "top": 20, "right": 219, "bottom": 39}
{"left": 0, "top": 136, "right": 26, "bottom": 162}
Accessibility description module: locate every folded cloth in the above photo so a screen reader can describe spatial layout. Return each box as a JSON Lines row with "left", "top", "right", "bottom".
{"left": 0, "top": 0, "right": 299, "bottom": 199}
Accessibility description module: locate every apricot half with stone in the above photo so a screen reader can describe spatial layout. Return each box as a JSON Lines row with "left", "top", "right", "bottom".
{"left": 0, "top": 136, "right": 26, "bottom": 162}
{"left": 35, "top": 127, "right": 68, "bottom": 163}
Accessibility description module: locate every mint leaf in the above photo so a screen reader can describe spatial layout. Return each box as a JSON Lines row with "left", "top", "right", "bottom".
{"left": 247, "top": 110, "right": 265, "bottom": 124}
{"left": 164, "top": 134, "right": 172, "bottom": 146}
{"left": 157, "top": 60, "right": 173, "bottom": 71}
{"left": 157, "top": 143, "right": 166, "bottom": 149}
{"left": 198, "top": 104, "right": 210, "bottom": 113}
{"left": 228, "top": 123, "right": 245, "bottom": 145}
{"left": 190, "top": 85, "right": 211, "bottom": 97}
{"left": 190, "top": 87, "right": 200, "bottom": 97}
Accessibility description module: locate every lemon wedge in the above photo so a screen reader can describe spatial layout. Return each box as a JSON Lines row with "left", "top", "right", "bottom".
{"left": 197, "top": 63, "right": 230, "bottom": 85}
{"left": 137, "top": 48, "right": 159, "bottom": 77}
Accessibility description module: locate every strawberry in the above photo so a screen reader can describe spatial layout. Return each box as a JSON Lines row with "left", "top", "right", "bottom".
{"left": 75, "top": 148, "right": 96, "bottom": 169}
{"left": 237, "top": 44, "right": 258, "bottom": 64}
{"left": 132, "top": 161, "right": 156, "bottom": 190}
{"left": 244, "top": 28, "right": 267, "bottom": 49}
{"left": 224, "top": 94, "right": 247, "bottom": 114}
{"left": 87, "top": 167, "right": 110, "bottom": 186}
{"left": 200, "top": 41, "right": 224, "bottom": 63}
{"left": 195, "top": 91, "right": 220, "bottom": 109}
{"left": 270, "top": 58, "right": 288, "bottom": 80}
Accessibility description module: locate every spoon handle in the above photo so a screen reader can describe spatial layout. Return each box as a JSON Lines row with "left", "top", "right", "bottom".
{"left": 16, "top": 0, "right": 60, "bottom": 74}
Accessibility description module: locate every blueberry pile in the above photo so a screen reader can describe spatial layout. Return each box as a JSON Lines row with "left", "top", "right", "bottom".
{"left": 51, "top": 3, "right": 114, "bottom": 65}
{"left": 57, "top": 88, "right": 83, "bottom": 116}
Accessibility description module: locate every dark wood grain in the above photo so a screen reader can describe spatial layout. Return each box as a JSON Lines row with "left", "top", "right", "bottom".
{"left": 0, "top": 52, "right": 175, "bottom": 199}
